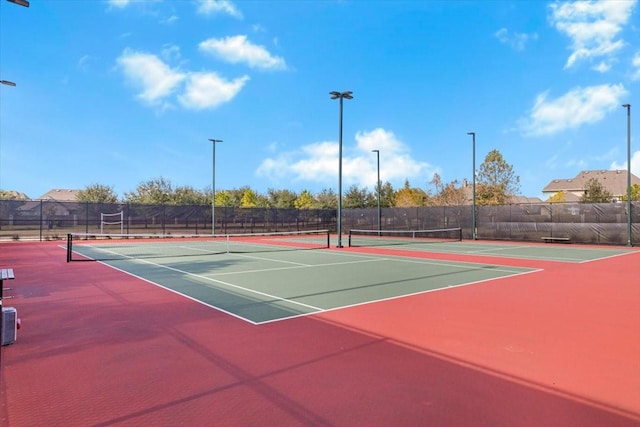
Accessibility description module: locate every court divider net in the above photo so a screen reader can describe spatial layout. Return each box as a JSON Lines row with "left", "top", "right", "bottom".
{"left": 348, "top": 227, "right": 462, "bottom": 248}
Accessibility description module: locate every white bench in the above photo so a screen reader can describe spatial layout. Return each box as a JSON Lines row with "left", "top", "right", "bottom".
{"left": 1, "top": 268, "right": 15, "bottom": 300}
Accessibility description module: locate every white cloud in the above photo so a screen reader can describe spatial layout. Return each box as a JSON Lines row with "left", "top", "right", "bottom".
{"left": 495, "top": 28, "right": 539, "bottom": 51}
{"left": 519, "top": 84, "right": 628, "bottom": 136}
{"left": 161, "top": 14, "right": 179, "bottom": 25}
{"left": 592, "top": 60, "right": 613, "bottom": 73}
{"left": 549, "top": 0, "right": 637, "bottom": 71}
{"left": 107, "top": 0, "right": 130, "bottom": 9}
{"left": 178, "top": 72, "right": 249, "bottom": 110}
{"left": 117, "top": 48, "right": 249, "bottom": 111}
{"left": 632, "top": 51, "right": 640, "bottom": 80}
{"left": 611, "top": 151, "right": 640, "bottom": 177}
{"left": 117, "top": 49, "right": 186, "bottom": 108}
{"left": 161, "top": 44, "right": 181, "bottom": 62}
{"left": 199, "top": 35, "right": 287, "bottom": 70}
{"left": 117, "top": 45, "right": 249, "bottom": 110}
{"left": 77, "top": 54, "right": 92, "bottom": 71}
{"left": 256, "top": 128, "right": 434, "bottom": 190}
{"left": 196, "top": 0, "right": 242, "bottom": 19}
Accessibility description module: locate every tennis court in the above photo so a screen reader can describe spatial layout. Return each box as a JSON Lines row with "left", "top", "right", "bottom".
{"left": 66, "top": 232, "right": 537, "bottom": 324}
{"left": 347, "top": 228, "right": 635, "bottom": 262}
{"left": 2, "top": 232, "right": 639, "bottom": 426}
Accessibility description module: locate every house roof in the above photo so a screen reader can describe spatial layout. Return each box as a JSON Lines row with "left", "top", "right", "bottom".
{"left": 458, "top": 182, "right": 542, "bottom": 204}
{"left": 542, "top": 170, "right": 640, "bottom": 196}
{"left": 35, "top": 189, "right": 81, "bottom": 201}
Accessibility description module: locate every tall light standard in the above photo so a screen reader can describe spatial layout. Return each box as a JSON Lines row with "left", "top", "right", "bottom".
{"left": 208, "top": 138, "right": 222, "bottom": 236}
{"left": 372, "top": 149, "right": 381, "bottom": 232}
{"left": 330, "top": 90, "right": 353, "bottom": 248}
{"left": 622, "top": 104, "right": 632, "bottom": 246}
{"left": 0, "top": 80, "right": 17, "bottom": 193}
{"left": 467, "top": 132, "right": 477, "bottom": 240}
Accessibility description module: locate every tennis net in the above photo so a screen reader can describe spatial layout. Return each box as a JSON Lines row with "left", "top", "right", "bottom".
{"left": 66, "top": 229, "right": 330, "bottom": 262}
{"left": 348, "top": 227, "right": 462, "bottom": 248}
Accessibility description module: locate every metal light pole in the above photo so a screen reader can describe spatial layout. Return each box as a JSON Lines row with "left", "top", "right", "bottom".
{"left": 467, "top": 132, "right": 476, "bottom": 240}
{"left": 208, "top": 139, "right": 222, "bottom": 236}
{"left": 0, "top": 80, "right": 17, "bottom": 197}
{"left": 330, "top": 91, "right": 353, "bottom": 248}
{"left": 622, "top": 104, "right": 632, "bottom": 246}
{"left": 372, "top": 149, "right": 381, "bottom": 233}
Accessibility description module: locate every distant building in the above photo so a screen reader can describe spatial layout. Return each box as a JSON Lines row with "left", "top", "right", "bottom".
{"left": 459, "top": 179, "right": 542, "bottom": 205}
{"left": 542, "top": 170, "right": 640, "bottom": 202}
{"left": 36, "top": 189, "right": 81, "bottom": 201}
{"left": 18, "top": 189, "right": 82, "bottom": 217}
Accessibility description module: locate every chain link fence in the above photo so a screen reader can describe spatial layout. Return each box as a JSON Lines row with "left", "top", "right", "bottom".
{"left": 0, "top": 200, "right": 335, "bottom": 240}
{"left": 0, "top": 200, "right": 637, "bottom": 245}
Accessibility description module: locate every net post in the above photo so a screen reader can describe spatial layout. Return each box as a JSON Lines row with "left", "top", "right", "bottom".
{"left": 66, "top": 233, "right": 72, "bottom": 262}
{"left": 326, "top": 230, "right": 330, "bottom": 248}
{"left": 347, "top": 230, "right": 352, "bottom": 247}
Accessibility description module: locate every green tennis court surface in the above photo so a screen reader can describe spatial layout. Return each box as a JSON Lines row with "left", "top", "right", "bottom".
{"left": 347, "top": 235, "right": 634, "bottom": 263}
{"left": 69, "top": 239, "right": 537, "bottom": 324}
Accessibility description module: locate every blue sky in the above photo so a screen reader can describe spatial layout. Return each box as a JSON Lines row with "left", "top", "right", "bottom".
{"left": 0, "top": 0, "right": 638, "bottom": 200}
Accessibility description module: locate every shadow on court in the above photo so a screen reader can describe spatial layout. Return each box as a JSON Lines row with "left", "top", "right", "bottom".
{"left": 1, "top": 241, "right": 638, "bottom": 426}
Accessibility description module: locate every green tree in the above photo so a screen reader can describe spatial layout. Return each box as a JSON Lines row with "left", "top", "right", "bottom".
{"left": 619, "top": 183, "right": 640, "bottom": 201}
{"left": 580, "top": 178, "right": 613, "bottom": 203}
{"left": 267, "top": 189, "right": 298, "bottom": 208}
{"left": 294, "top": 190, "right": 315, "bottom": 209}
{"left": 172, "top": 186, "right": 207, "bottom": 205}
{"left": 476, "top": 149, "right": 520, "bottom": 205}
{"left": 379, "top": 181, "right": 395, "bottom": 207}
{"left": 315, "top": 188, "right": 337, "bottom": 209}
{"left": 124, "top": 177, "right": 173, "bottom": 204}
{"left": 343, "top": 184, "right": 370, "bottom": 208}
{"left": 76, "top": 184, "right": 119, "bottom": 203}
{"left": 254, "top": 193, "right": 270, "bottom": 208}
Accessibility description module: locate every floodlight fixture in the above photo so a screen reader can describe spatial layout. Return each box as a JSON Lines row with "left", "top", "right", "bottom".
{"left": 7, "top": 0, "right": 30, "bottom": 7}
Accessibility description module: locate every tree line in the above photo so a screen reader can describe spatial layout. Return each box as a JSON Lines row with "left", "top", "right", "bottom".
{"left": 15, "top": 149, "right": 639, "bottom": 206}
{"left": 64, "top": 149, "right": 524, "bottom": 208}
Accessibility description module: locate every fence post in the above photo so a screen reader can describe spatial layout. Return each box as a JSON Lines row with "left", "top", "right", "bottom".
{"left": 39, "top": 199, "right": 43, "bottom": 241}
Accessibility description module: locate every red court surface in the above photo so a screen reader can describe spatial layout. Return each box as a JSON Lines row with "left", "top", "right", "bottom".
{"left": 1, "top": 240, "right": 639, "bottom": 426}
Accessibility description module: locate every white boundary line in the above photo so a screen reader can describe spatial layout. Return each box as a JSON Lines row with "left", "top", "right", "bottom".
{"left": 68, "top": 241, "right": 636, "bottom": 325}
{"left": 71, "top": 243, "right": 539, "bottom": 325}
{"left": 74, "top": 245, "right": 325, "bottom": 320}
{"left": 257, "top": 268, "right": 543, "bottom": 325}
